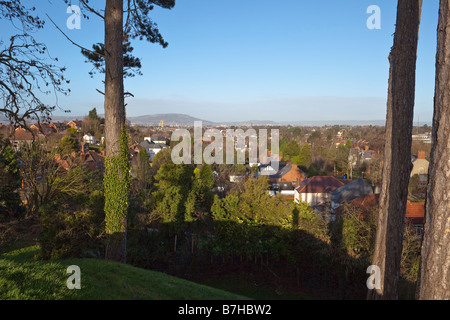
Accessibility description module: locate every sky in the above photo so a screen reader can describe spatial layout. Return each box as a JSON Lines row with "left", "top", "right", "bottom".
{"left": 1, "top": 1, "right": 440, "bottom": 123}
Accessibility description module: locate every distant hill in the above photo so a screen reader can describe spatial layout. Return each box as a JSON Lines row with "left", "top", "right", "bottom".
{"left": 0, "top": 112, "right": 431, "bottom": 127}
{"left": 127, "top": 113, "right": 216, "bottom": 126}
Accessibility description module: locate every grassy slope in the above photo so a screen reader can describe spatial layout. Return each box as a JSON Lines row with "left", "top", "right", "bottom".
{"left": 0, "top": 246, "right": 249, "bottom": 300}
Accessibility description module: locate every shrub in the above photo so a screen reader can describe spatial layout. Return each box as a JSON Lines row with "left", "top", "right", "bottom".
{"left": 39, "top": 190, "right": 105, "bottom": 260}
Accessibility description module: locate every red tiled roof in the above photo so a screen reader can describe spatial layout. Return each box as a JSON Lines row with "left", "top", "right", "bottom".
{"left": 296, "top": 176, "right": 351, "bottom": 194}
{"left": 345, "top": 194, "right": 425, "bottom": 224}
{"left": 351, "top": 193, "right": 380, "bottom": 209}
{"left": 9, "top": 130, "right": 38, "bottom": 141}
{"left": 406, "top": 201, "right": 425, "bottom": 224}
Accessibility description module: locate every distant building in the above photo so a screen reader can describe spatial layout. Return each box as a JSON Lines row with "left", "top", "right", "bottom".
{"left": 150, "top": 136, "right": 170, "bottom": 145}
{"left": 68, "top": 120, "right": 84, "bottom": 132}
{"left": 294, "top": 176, "right": 352, "bottom": 207}
{"left": 139, "top": 140, "right": 168, "bottom": 162}
{"left": 262, "top": 161, "right": 308, "bottom": 198}
{"left": 80, "top": 150, "right": 105, "bottom": 172}
{"left": 83, "top": 133, "right": 97, "bottom": 145}
{"left": 30, "top": 122, "right": 56, "bottom": 135}
{"left": 330, "top": 178, "right": 374, "bottom": 209}
{"left": 49, "top": 121, "right": 69, "bottom": 133}
{"left": 9, "top": 129, "right": 44, "bottom": 151}
{"left": 340, "top": 193, "right": 425, "bottom": 236}
{"left": 412, "top": 132, "right": 432, "bottom": 144}
{"left": 411, "top": 150, "right": 429, "bottom": 188}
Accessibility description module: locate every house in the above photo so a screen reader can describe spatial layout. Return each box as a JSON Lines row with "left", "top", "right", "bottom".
{"left": 344, "top": 193, "right": 380, "bottom": 217}
{"left": 341, "top": 193, "right": 425, "bottom": 236}
{"left": 331, "top": 178, "right": 374, "bottom": 209}
{"left": 83, "top": 133, "right": 97, "bottom": 145}
{"left": 405, "top": 201, "right": 425, "bottom": 235}
{"left": 350, "top": 146, "right": 379, "bottom": 166}
{"left": 411, "top": 151, "right": 429, "bottom": 186}
{"left": 80, "top": 151, "right": 105, "bottom": 172}
{"left": 68, "top": 120, "right": 84, "bottom": 132}
{"left": 54, "top": 154, "right": 77, "bottom": 172}
{"left": 151, "top": 136, "right": 170, "bottom": 145}
{"left": 128, "top": 144, "right": 145, "bottom": 165}
{"left": 30, "top": 122, "right": 56, "bottom": 135}
{"left": 278, "top": 161, "right": 308, "bottom": 184}
{"left": 276, "top": 181, "right": 297, "bottom": 199}
{"left": 412, "top": 132, "right": 432, "bottom": 144}
{"left": 139, "top": 140, "right": 168, "bottom": 162}
{"left": 9, "top": 129, "right": 44, "bottom": 151}
{"left": 258, "top": 162, "right": 279, "bottom": 176}
{"left": 263, "top": 161, "right": 308, "bottom": 198}
{"left": 49, "top": 121, "right": 69, "bottom": 133}
{"left": 294, "top": 176, "right": 352, "bottom": 207}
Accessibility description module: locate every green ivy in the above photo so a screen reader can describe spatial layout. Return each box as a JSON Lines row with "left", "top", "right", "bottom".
{"left": 104, "top": 130, "right": 131, "bottom": 234}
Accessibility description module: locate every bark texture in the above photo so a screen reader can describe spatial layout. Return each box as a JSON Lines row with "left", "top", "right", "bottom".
{"left": 416, "top": 0, "right": 450, "bottom": 300}
{"left": 104, "top": 0, "right": 125, "bottom": 158}
{"left": 367, "top": 0, "right": 422, "bottom": 300}
{"left": 103, "top": 0, "right": 127, "bottom": 263}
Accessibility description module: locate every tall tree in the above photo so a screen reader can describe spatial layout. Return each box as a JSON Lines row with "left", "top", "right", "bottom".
{"left": 416, "top": 0, "right": 450, "bottom": 300}
{"left": 61, "top": 0, "right": 175, "bottom": 262}
{"left": 367, "top": 0, "right": 422, "bottom": 300}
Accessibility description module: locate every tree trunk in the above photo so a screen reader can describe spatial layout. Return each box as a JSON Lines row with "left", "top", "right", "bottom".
{"left": 367, "top": 0, "right": 422, "bottom": 300}
{"left": 104, "top": 0, "right": 125, "bottom": 158}
{"left": 416, "top": 0, "right": 450, "bottom": 300}
{"left": 103, "top": 0, "right": 127, "bottom": 263}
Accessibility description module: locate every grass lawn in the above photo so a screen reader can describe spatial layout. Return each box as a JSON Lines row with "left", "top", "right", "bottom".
{"left": 0, "top": 246, "right": 249, "bottom": 300}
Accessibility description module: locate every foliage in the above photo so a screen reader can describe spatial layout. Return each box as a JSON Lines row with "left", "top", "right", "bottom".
{"left": 104, "top": 130, "right": 131, "bottom": 235}
{"left": 408, "top": 174, "right": 426, "bottom": 196}
{"left": 152, "top": 163, "right": 194, "bottom": 223}
{"left": 58, "top": 135, "right": 78, "bottom": 155}
{"left": 39, "top": 206, "right": 104, "bottom": 260}
{"left": 294, "top": 143, "right": 312, "bottom": 169}
{"left": 334, "top": 142, "right": 352, "bottom": 176}
{"left": 75, "top": 0, "right": 175, "bottom": 79}
{"left": 338, "top": 204, "right": 378, "bottom": 261}
{"left": 280, "top": 140, "right": 300, "bottom": 161}
{"left": 0, "top": 139, "right": 21, "bottom": 217}
{"left": 37, "top": 165, "right": 105, "bottom": 259}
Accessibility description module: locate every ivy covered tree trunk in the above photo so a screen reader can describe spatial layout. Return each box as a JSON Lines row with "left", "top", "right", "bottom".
{"left": 103, "top": 0, "right": 129, "bottom": 263}
{"left": 416, "top": 0, "right": 450, "bottom": 300}
{"left": 367, "top": 0, "right": 422, "bottom": 300}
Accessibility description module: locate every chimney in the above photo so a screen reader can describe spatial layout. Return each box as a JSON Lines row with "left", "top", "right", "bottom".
{"left": 418, "top": 150, "right": 426, "bottom": 160}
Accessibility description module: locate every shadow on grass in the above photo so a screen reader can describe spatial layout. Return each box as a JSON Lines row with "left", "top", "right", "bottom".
{"left": 126, "top": 218, "right": 418, "bottom": 300}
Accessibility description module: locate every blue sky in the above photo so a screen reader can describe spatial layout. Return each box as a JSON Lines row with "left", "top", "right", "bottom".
{"left": 2, "top": 1, "right": 440, "bottom": 123}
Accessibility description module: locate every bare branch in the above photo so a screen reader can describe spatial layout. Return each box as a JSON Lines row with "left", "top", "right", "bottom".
{"left": 46, "top": 14, "right": 104, "bottom": 58}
